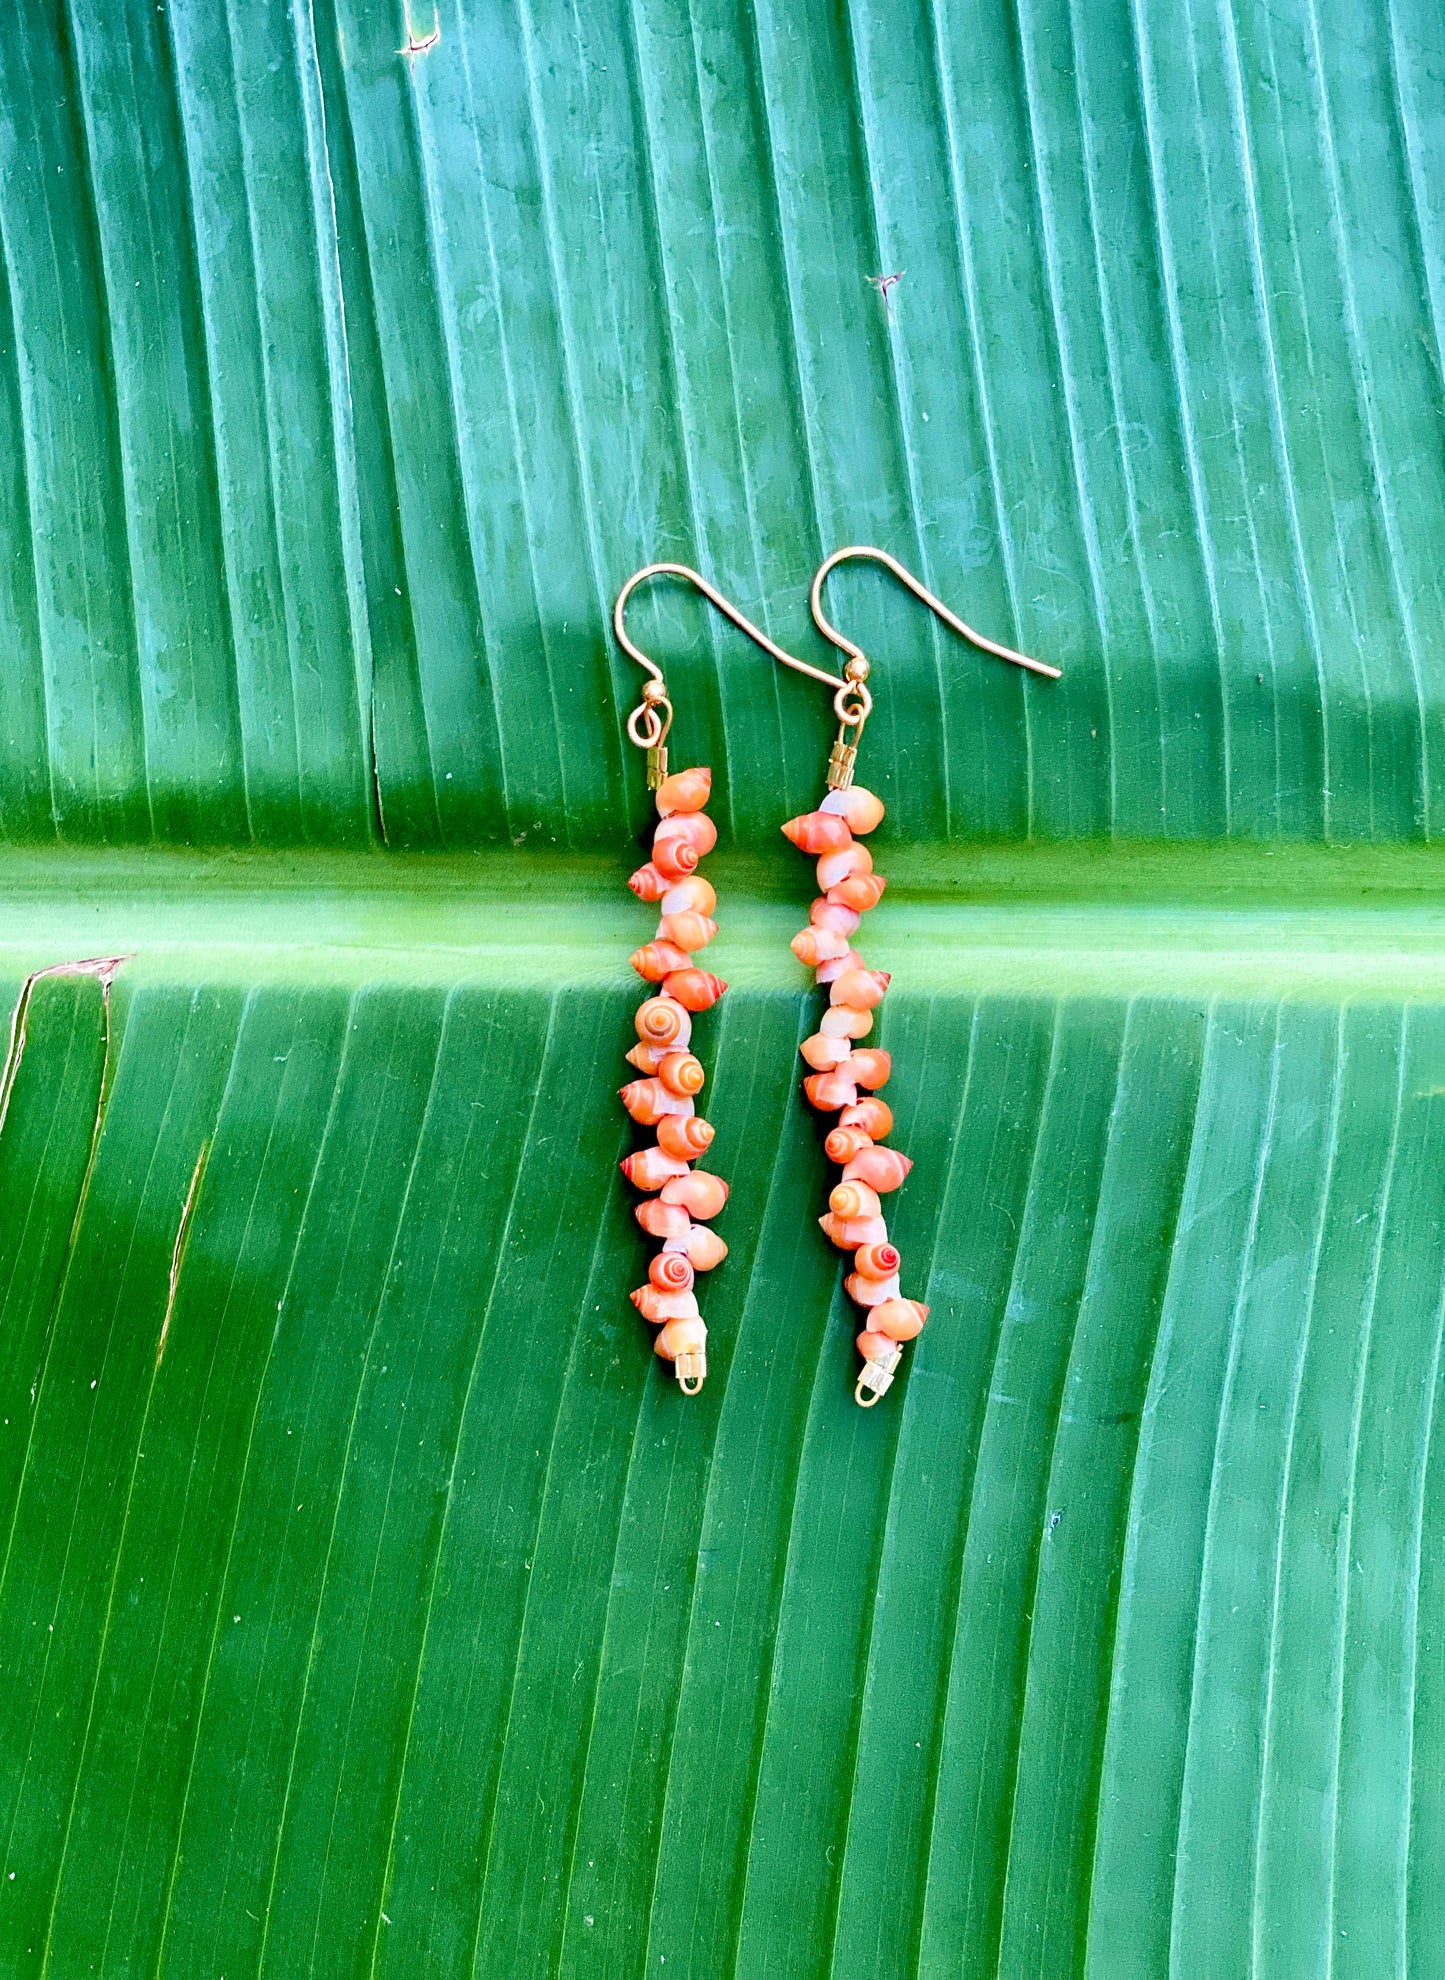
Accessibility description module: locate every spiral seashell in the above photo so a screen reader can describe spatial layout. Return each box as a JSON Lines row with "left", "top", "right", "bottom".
{"left": 824, "top": 1123, "right": 874, "bottom": 1164}
{"left": 632, "top": 1285, "right": 701, "bottom": 1324}
{"left": 816, "top": 843, "right": 874, "bottom": 889}
{"left": 845, "top": 1269, "right": 901, "bottom": 1306}
{"left": 660, "top": 875, "right": 717, "bottom": 917}
{"left": 799, "top": 1032, "right": 852, "bottom": 1072}
{"left": 820, "top": 1005, "right": 873, "bottom": 1041}
{"left": 654, "top": 811, "right": 718, "bottom": 860}
{"left": 662, "top": 969, "right": 727, "bottom": 1012}
{"left": 620, "top": 1146, "right": 690, "bottom": 1191}
{"left": 625, "top": 1043, "right": 662, "bottom": 1073}
{"left": 657, "top": 1113, "right": 716, "bottom": 1161}
{"left": 650, "top": 1250, "right": 696, "bottom": 1292}
{"left": 686, "top": 1225, "right": 728, "bottom": 1271}
{"left": 781, "top": 810, "right": 853, "bottom": 854}
{"left": 820, "top": 785, "right": 886, "bottom": 834}
{"left": 628, "top": 862, "right": 670, "bottom": 901}
{"left": 655, "top": 766, "right": 712, "bottom": 816}
{"left": 843, "top": 1048, "right": 892, "bottom": 1090}
{"left": 853, "top": 1240, "right": 902, "bottom": 1280}
{"left": 791, "top": 926, "right": 852, "bottom": 967}
{"left": 841, "top": 1096, "right": 894, "bottom": 1139}
{"left": 631, "top": 940, "right": 692, "bottom": 982}
{"left": 657, "top": 911, "right": 718, "bottom": 953}
{"left": 856, "top": 1328, "right": 901, "bottom": 1365}
{"left": 810, "top": 898, "right": 861, "bottom": 937}
{"left": 830, "top": 1178, "right": 882, "bottom": 1221}
{"left": 636, "top": 995, "right": 692, "bottom": 1048}
{"left": 660, "top": 1170, "right": 729, "bottom": 1219}
{"left": 619, "top": 1076, "right": 693, "bottom": 1126}
{"left": 818, "top": 1210, "right": 889, "bottom": 1248}
{"left": 657, "top": 1050, "right": 706, "bottom": 1097}
{"left": 829, "top": 873, "right": 887, "bottom": 913}
{"left": 815, "top": 948, "right": 866, "bottom": 984}
{"left": 654, "top": 1315, "right": 707, "bottom": 1359}
{"left": 651, "top": 837, "right": 700, "bottom": 881}
{"left": 636, "top": 1198, "right": 691, "bottom": 1240}
{"left": 873, "top": 1297, "right": 929, "bottom": 1342}
{"left": 844, "top": 1146, "right": 913, "bottom": 1192}
{"left": 829, "top": 967, "right": 891, "bottom": 1010}
{"left": 803, "top": 1071, "right": 859, "bottom": 1112}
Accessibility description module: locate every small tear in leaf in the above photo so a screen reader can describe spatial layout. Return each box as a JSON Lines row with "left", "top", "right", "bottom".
{"left": 156, "top": 1138, "right": 212, "bottom": 1367}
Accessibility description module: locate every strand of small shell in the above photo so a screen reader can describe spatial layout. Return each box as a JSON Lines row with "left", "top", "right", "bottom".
{"left": 782, "top": 785, "right": 928, "bottom": 1405}
{"left": 618, "top": 767, "right": 730, "bottom": 1393}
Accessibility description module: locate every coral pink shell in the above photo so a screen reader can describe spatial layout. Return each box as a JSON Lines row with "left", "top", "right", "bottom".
{"left": 803, "top": 1071, "right": 858, "bottom": 1112}
{"left": 810, "top": 898, "right": 861, "bottom": 937}
{"left": 635, "top": 995, "right": 691, "bottom": 1048}
{"left": 654, "top": 811, "right": 718, "bottom": 859}
{"left": 841, "top": 1097, "right": 894, "bottom": 1139}
{"left": 845, "top": 1270, "right": 901, "bottom": 1307}
{"left": 818, "top": 1210, "right": 889, "bottom": 1249}
{"left": 657, "top": 1114, "right": 716, "bottom": 1161}
{"left": 619, "top": 1076, "right": 692, "bottom": 1126}
{"left": 631, "top": 1284, "right": 700, "bottom": 1324}
{"left": 686, "top": 1225, "right": 729, "bottom": 1271}
{"left": 843, "top": 1048, "right": 892, "bottom": 1090}
{"left": 781, "top": 810, "right": 853, "bottom": 855}
{"left": 636, "top": 1198, "right": 691, "bottom": 1240}
{"left": 660, "top": 1170, "right": 729, "bottom": 1220}
{"left": 843, "top": 1146, "right": 913, "bottom": 1192}
{"left": 820, "top": 1004, "right": 873, "bottom": 1040}
{"left": 830, "top": 1178, "right": 882, "bottom": 1221}
{"left": 824, "top": 1123, "right": 875, "bottom": 1164}
{"left": 790, "top": 926, "right": 852, "bottom": 967}
{"left": 853, "top": 1241, "right": 902, "bottom": 1280}
{"left": 628, "top": 863, "right": 670, "bottom": 901}
{"left": 660, "top": 875, "right": 717, "bottom": 916}
{"left": 654, "top": 766, "right": 712, "bottom": 816}
{"left": 820, "top": 785, "right": 886, "bottom": 834}
{"left": 799, "top": 1032, "right": 853, "bottom": 1072}
{"left": 829, "top": 968, "right": 890, "bottom": 1010}
{"left": 663, "top": 969, "right": 727, "bottom": 1012}
{"left": 620, "top": 1146, "right": 690, "bottom": 1191}
{"left": 649, "top": 1251, "right": 695, "bottom": 1292}
{"left": 655, "top": 1315, "right": 707, "bottom": 1360}
{"left": 873, "top": 1297, "right": 929, "bottom": 1342}
{"left": 657, "top": 1050, "right": 706, "bottom": 1097}
{"left": 631, "top": 940, "right": 692, "bottom": 981}
{"left": 829, "top": 873, "right": 887, "bottom": 913}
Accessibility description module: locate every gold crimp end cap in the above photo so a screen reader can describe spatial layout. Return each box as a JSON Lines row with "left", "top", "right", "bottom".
{"left": 855, "top": 1340, "right": 901, "bottom": 1408}
{"left": 675, "top": 1348, "right": 706, "bottom": 1394}
{"left": 646, "top": 742, "right": 669, "bottom": 790}
{"left": 827, "top": 739, "right": 857, "bottom": 791}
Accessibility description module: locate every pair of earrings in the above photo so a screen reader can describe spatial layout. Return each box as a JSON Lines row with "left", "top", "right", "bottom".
{"left": 612, "top": 548, "right": 1060, "bottom": 1407}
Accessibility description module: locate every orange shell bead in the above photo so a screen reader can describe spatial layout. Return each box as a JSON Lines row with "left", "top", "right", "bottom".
{"left": 628, "top": 862, "right": 670, "bottom": 901}
{"left": 635, "top": 995, "right": 691, "bottom": 1048}
{"left": 817, "top": 843, "right": 873, "bottom": 889}
{"left": 655, "top": 1315, "right": 707, "bottom": 1360}
{"left": 650, "top": 837, "right": 699, "bottom": 881}
{"left": 844, "top": 1146, "right": 913, "bottom": 1192}
{"left": 657, "top": 1113, "right": 716, "bottom": 1161}
{"left": 810, "top": 898, "right": 861, "bottom": 937}
{"left": 800, "top": 1032, "right": 853, "bottom": 1071}
{"left": 803, "top": 1071, "right": 858, "bottom": 1111}
{"left": 657, "top": 911, "right": 718, "bottom": 952}
{"left": 844, "top": 1049, "right": 892, "bottom": 1090}
{"left": 782, "top": 810, "right": 853, "bottom": 854}
{"left": 856, "top": 1328, "right": 900, "bottom": 1364}
{"left": 655, "top": 766, "right": 712, "bottom": 815}
{"left": 816, "top": 948, "right": 866, "bottom": 984}
{"left": 660, "top": 1170, "right": 729, "bottom": 1219}
{"left": 654, "top": 811, "right": 718, "bottom": 860}
{"left": 663, "top": 969, "right": 727, "bottom": 1012}
{"left": 821, "top": 786, "right": 886, "bottom": 834}
{"left": 791, "top": 925, "right": 852, "bottom": 967}
{"left": 873, "top": 1297, "right": 929, "bottom": 1342}
{"left": 829, "top": 873, "right": 887, "bottom": 913}
{"left": 819, "top": 1210, "right": 889, "bottom": 1249}
{"left": 824, "top": 1123, "right": 874, "bottom": 1164}
{"left": 649, "top": 1250, "right": 696, "bottom": 1292}
{"left": 636, "top": 1199, "right": 691, "bottom": 1240}
{"left": 830, "top": 1178, "right": 882, "bottom": 1221}
{"left": 845, "top": 1269, "right": 901, "bottom": 1306}
{"left": 632, "top": 1285, "right": 701, "bottom": 1324}
{"left": 631, "top": 940, "right": 692, "bottom": 981}
{"left": 841, "top": 1097, "right": 894, "bottom": 1139}
{"left": 619, "top": 1076, "right": 691, "bottom": 1126}
{"left": 821, "top": 1004, "right": 873, "bottom": 1040}
{"left": 829, "top": 967, "right": 891, "bottom": 1010}
{"left": 657, "top": 1050, "right": 706, "bottom": 1097}
{"left": 660, "top": 875, "right": 717, "bottom": 916}
{"left": 620, "top": 1146, "right": 690, "bottom": 1191}
{"left": 685, "top": 1225, "right": 729, "bottom": 1271}
{"left": 853, "top": 1241, "right": 902, "bottom": 1280}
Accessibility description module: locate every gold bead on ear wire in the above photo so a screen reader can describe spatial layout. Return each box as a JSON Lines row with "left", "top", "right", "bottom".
{"left": 790, "top": 546, "right": 1061, "bottom": 1405}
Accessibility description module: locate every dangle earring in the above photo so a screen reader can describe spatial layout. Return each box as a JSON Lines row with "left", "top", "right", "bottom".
{"left": 611, "top": 563, "right": 820, "bottom": 1393}
{"left": 784, "top": 546, "right": 1061, "bottom": 1405}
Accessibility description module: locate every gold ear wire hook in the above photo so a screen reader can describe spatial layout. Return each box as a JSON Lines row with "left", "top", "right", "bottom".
{"left": 615, "top": 562, "right": 872, "bottom": 788}
{"left": 811, "top": 545, "right": 1062, "bottom": 679}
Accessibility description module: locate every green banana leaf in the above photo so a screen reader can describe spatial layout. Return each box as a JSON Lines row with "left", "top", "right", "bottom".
{"left": 2, "top": 1, "right": 1445, "bottom": 1975}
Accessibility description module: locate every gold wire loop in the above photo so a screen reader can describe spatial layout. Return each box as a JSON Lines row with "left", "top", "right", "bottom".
{"left": 810, "top": 545, "right": 1062, "bottom": 683}
{"left": 613, "top": 562, "right": 867, "bottom": 786}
